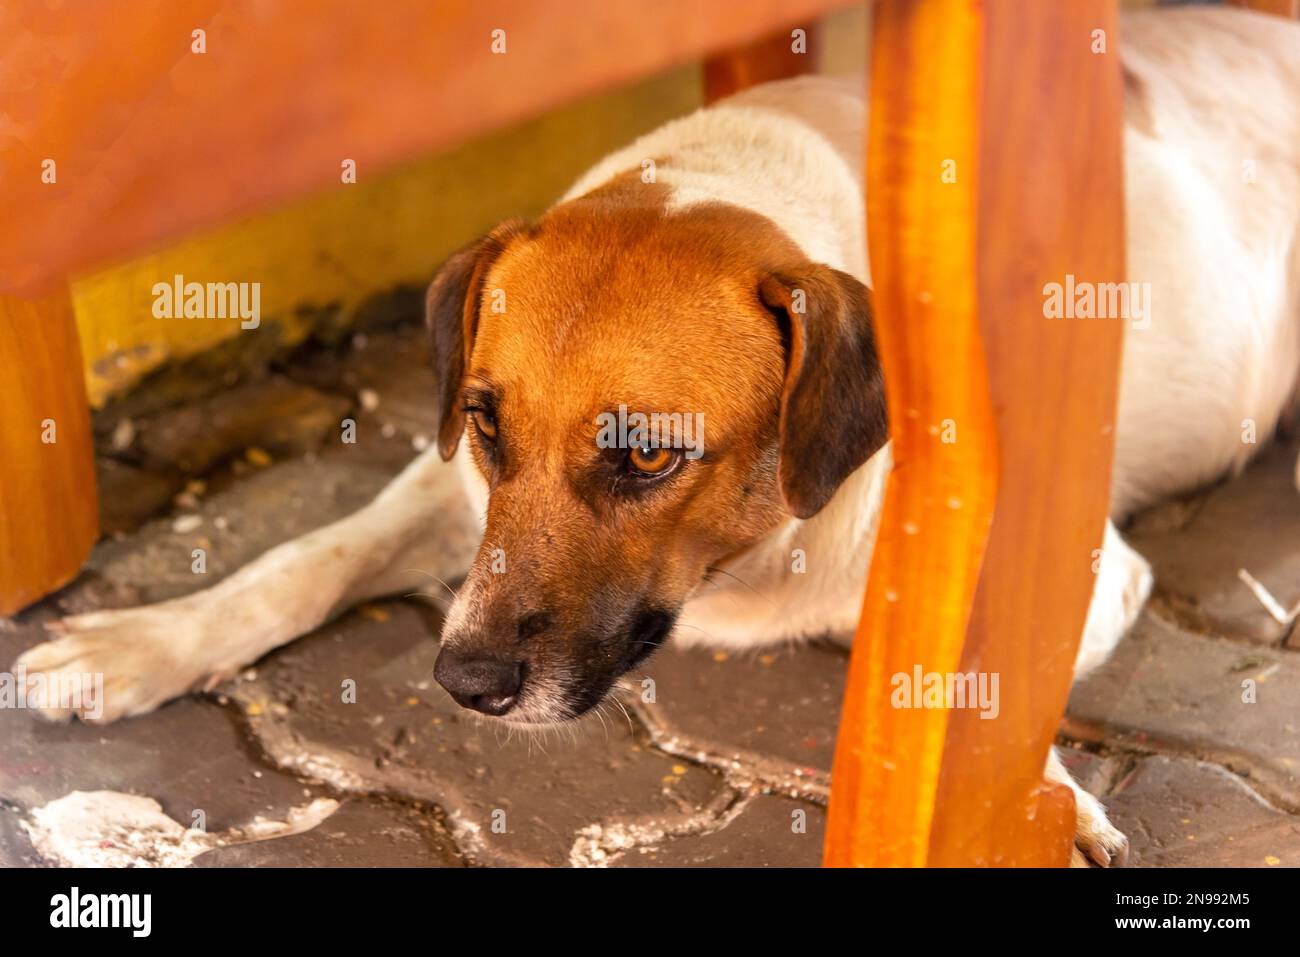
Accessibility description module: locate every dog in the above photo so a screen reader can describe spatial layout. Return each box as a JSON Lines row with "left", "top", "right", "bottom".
{"left": 16, "top": 6, "right": 1300, "bottom": 867}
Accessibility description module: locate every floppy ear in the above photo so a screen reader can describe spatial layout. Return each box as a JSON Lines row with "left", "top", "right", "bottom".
{"left": 425, "top": 221, "right": 525, "bottom": 459}
{"left": 758, "top": 265, "right": 889, "bottom": 519}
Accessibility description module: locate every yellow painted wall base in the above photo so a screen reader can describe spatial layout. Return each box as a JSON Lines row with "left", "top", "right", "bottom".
{"left": 72, "top": 68, "right": 703, "bottom": 407}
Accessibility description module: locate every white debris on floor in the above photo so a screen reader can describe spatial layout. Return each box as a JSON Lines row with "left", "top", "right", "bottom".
{"left": 22, "top": 789, "right": 339, "bottom": 867}
{"left": 1237, "top": 567, "right": 1300, "bottom": 626}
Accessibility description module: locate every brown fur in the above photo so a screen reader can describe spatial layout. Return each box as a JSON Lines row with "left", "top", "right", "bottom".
{"left": 427, "top": 170, "right": 886, "bottom": 718}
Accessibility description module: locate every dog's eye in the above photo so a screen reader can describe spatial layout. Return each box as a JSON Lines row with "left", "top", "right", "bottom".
{"left": 628, "top": 445, "right": 675, "bottom": 476}
{"left": 467, "top": 408, "right": 497, "bottom": 442}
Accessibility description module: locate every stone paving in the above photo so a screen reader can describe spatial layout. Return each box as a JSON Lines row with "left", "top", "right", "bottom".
{"left": 2, "top": 317, "right": 1297, "bottom": 867}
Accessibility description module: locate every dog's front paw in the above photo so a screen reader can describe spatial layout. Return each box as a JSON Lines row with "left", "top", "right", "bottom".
{"left": 1071, "top": 787, "right": 1129, "bottom": 867}
{"left": 14, "top": 604, "right": 214, "bottom": 724}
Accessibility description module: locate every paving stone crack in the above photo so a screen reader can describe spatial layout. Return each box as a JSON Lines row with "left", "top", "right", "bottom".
{"left": 621, "top": 692, "right": 830, "bottom": 805}
{"left": 1060, "top": 727, "right": 1300, "bottom": 816}
{"left": 569, "top": 786, "right": 751, "bottom": 867}
{"left": 215, "top": 688, "right": 482, "bottom": 866}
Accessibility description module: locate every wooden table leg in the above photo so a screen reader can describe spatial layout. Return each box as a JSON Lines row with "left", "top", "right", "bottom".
{"left": 703, "top": 23, "right": 821, "bottom": 102}
{"left": 0, "top": 291, "right": 99, "bottom": 615}
{"left": 825, "top": 0, "right": 1125, "bottom": 866}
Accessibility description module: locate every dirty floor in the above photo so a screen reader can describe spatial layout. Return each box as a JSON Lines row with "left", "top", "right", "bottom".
{"left": 2, "top": 319, "right": 1298, "bottom": 867}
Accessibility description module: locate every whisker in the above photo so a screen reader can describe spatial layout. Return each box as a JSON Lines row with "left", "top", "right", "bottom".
{"left": 610, "top": 695, "right": 635, "bottom": 734}
{"left": 674, "top": 620, "right": 721, "bottom": 643}
{"left": 404, "top": 568, "right": 459, "bottom": 600}
{"left": 705, "top": 565, "right": 774, "bottom": 606}
{"left": 592, "top": 701, "right": 610, "bottom": 743}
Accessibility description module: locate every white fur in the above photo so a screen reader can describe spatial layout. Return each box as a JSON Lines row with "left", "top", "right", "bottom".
{"left": 569, "top": 9, "right": 1300, "bottom": 652}
{"left": 1112, "top": 9, "right": 1300, "bottom": 516}
{"left": 16, "top": 7, "right": 1300, "bottom": 866}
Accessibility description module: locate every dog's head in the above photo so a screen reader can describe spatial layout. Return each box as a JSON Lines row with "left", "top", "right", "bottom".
{"left": 428, "top": 176, "right": 887, "bottom": 723}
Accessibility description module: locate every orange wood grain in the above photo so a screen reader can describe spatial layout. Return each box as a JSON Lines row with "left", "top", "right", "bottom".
{"left": 929, "top": 0, "right": 1126, "bottom": 867}
{"left": 823, "top": 0, "right": 995, "bottom": 867}
{"left": 825, "top": 0, "right": 1125, "bottom": 866}
{"left": 0, "top": 0, "right": 857, "bottom": 295}
{"left": 0, "top": 292, "right": 99, "bottom": 615}
{"left": 1227, "top": 0, "right": 1300, "bottom": 18}
{"left": 704, "top": 24, "right": 821, "bottom": 102}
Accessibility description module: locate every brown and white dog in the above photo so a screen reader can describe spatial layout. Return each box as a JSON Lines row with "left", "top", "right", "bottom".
{"left": 16, "top": 7, "right": 1300, "bottom": 866}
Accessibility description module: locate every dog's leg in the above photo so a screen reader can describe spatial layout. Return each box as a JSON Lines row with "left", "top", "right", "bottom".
{"left": 1075, "top": 519, "right": 1153, "bottom": 679}
{"left": 15, "top": 447, "right": 478, "bottom": 723}
{"left": 1051, "top": 518, "right": 1152, "bottom": 866}
{"left": 1047, "top": 746, "right": 1130, "bottom": 868}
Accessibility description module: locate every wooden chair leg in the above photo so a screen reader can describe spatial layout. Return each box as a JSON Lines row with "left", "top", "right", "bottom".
{"left": 703, "top": 23, "right": 820, "bottom": 102}
{"left": 0, "top": 291, "right": 99, "bottom": 615}
{"left": 825, "top": 0, "right": 1125, "bottom": 866}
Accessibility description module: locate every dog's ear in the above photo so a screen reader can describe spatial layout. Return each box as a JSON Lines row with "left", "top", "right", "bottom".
{"left": 426, "top": 221, "right": 526, "bottom": 459}
{"left": 758, "top": 266, "right": 889, "bottom": 519}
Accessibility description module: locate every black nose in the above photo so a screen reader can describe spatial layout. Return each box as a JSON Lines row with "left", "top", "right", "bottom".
{"left": 434, "top": 649, "right": 523, "bottom": 716}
